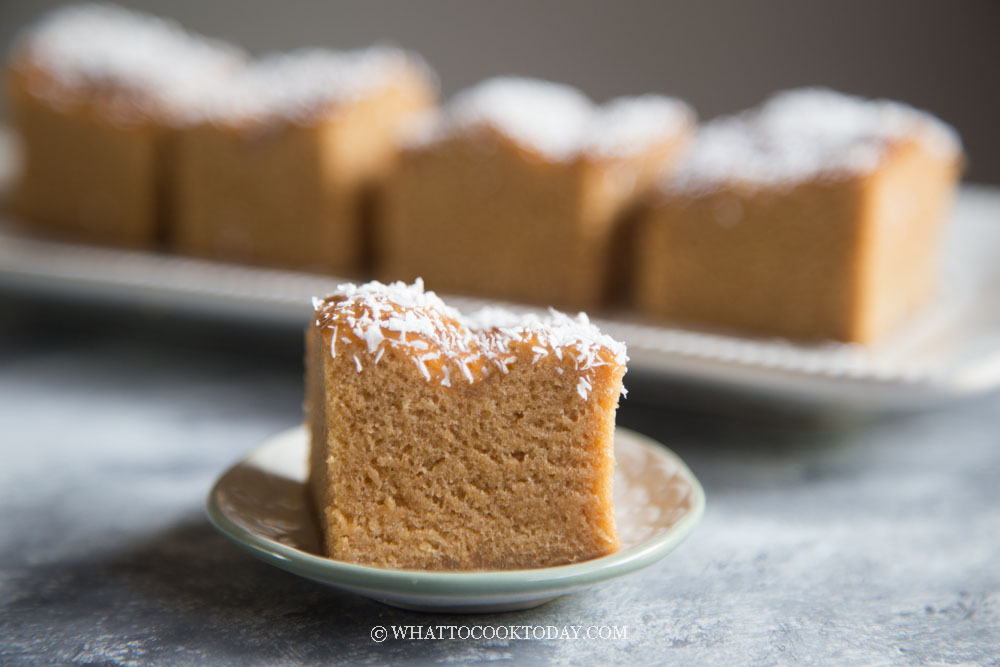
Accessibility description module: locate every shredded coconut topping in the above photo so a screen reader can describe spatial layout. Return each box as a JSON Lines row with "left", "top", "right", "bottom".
{"left": 11, "top": 3, "right": 245, "bottom": 122}
{"left": 405, "top": 76, "right": 692, "bottom": 161}
{"left": 312, "top": 279, "right": 627, "bottom": 400}
{"left": 665, "top": 88, "right": 962, "bottom": 194}
{"left": 190, "top": 46, "right": 435, "bottom": 125}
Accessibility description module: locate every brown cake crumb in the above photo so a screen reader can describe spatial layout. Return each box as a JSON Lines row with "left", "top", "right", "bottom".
{"left": 172, "top": 47, "right": 436, "bottom": 273}
{"left": 636, "top": 88, "right": 962, "bottom": 343}
{"left": 306, "top": 279, "right": 627, "bottom": 570}
{"left": 378, "top": 76, "right": 693, "bottom": 310}
{"left": 5, "top": 4, "right": 244, "bottom": 248}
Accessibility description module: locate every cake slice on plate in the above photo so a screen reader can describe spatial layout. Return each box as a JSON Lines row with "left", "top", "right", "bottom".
{"left": 172, "top": 48, "right": 436, "bottom": 274}
{"left": 636, "top": 88, "right": 963, "bottom": 343}
{"left": 379, "top": 76, "right": 694, "bottom": 310}
{"left": 306, "top": 279, "right": 627, "bottom": 570}
{"left": 5, "top": 3, "right": 244, "bottom": 247}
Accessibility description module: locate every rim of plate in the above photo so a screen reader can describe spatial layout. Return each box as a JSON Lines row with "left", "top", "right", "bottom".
{"left": 205, "top": 426, "right": 705, "bottom": 598}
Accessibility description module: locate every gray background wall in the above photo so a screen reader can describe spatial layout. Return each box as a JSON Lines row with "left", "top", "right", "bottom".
{"left": 2, "top": 0, "right": 998, "bottom": 183}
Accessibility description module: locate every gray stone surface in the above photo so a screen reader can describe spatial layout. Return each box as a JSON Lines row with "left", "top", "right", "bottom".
{"left": 1, "top": 303, "right": 998, "bottom": 665}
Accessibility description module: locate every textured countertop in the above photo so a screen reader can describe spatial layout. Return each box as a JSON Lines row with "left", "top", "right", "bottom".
{"left": 1, "top": 301, "right": 998, "bottom": 666}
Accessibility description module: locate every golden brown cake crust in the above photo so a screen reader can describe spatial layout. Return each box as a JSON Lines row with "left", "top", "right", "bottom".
{"left": 306, "top": 280, "right": 626, "bottom": 571}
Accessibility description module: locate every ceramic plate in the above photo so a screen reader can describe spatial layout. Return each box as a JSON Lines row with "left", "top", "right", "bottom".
{"left": 205, "top": 425, "right": 704, "bottom": 613}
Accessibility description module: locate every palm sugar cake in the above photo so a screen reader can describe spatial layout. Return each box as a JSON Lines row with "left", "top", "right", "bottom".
{"left": 378, "top": 77, "right": 694, "bottom": 310}
{"left": 171, "top": 48, "right": 436, "bottom": 274}
{"left": 5, "top": 3, "right": 244, "bottom": 247}
{"left": 636, "top": 88, "right": 962, "bottom": 344}
{"left": 306, "top": 279, "right": 627, "bottom": 570}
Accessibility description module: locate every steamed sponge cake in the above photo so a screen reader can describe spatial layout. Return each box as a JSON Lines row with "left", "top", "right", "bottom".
{"left": 636, "top": 88, "right": 962, "bottom": 343}
{"left": 379, "top": 77, "right": 693, "bottom": 310}
{"left": 306, "top": 279, "right": 627, "bottom": 570}
{"left": 6, "top": 3, "right": 244, "bottom": 247}
{"left": 172, "top": 48, "right": 436, "bottom": 273}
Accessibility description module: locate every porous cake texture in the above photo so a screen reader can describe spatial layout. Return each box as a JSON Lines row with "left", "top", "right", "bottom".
{"left": 172, "top": 48, "right": 437, "bottom": 273}
{"left": 636, "top": 88, "right": 962, "bottom": 343}
{"left": 5, "top": 3, "right": 244, "bottom": 246}
{"left": 306, "top": 279, "right": 627, "bottom": 570}
{"left": 379, "top": 76, "right": 694, "bottom": 310}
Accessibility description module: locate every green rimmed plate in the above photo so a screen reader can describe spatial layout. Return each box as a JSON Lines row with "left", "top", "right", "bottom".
{"left": 206, "top": 425, "right": 704, "bottom": 613}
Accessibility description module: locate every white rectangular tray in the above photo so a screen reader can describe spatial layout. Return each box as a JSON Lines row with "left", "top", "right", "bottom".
{"left": 1, "top": 127, "right": 997, "bottom": 411}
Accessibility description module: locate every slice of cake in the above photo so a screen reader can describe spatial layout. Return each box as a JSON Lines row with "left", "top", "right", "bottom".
{"left": 636, "top": 88, "right": 963, "bottom": 344}
{"left": 5, "top": 4, "right": 244, "bottom": 247}
{"left": 306, "top": 279, "right": 627, "bottom": 570}
{"left": 171, "top": 48, "right": 437, "bottom": 274}
{"left": 378, "top": 77, "right": 694, "bottom": 310}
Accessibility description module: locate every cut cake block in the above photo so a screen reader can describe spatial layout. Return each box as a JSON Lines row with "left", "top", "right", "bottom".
{"left": 378, "top": 76, "right": 694, "bottom": 310}
{"left": 171, "top": 48, "right": 437, "bottom": 274}
{"left": 5, "top": 3, "right": 244, "bottom": 247}
{"left": 306, "top": 279, "right": 627, "bottom": 570}
{"left": 636, "top": 88, "right": 963, "bottom": 344}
